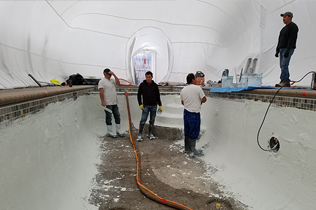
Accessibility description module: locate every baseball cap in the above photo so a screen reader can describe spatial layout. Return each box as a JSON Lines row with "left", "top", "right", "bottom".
{"left": 103, "top": 68, "right": 111, "bottom": 74}
{"left": 280, "top": 12, "right": 293, "bottom": 18}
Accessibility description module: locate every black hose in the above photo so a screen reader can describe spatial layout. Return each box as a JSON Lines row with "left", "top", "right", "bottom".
{"left": 290, "top": 71, "right": 315, "bottom": 84}
{"left": 257, "top": 87, "right": 283, "bottom": 151}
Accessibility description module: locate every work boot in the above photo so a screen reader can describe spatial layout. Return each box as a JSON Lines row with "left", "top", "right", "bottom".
{"left": 189, "top": 138, "right": 204, "bottom": 158}
{"left": 106, "top": 125, "right": 117, "bottom": 138}
{"left": 116, "top": 124, "right": 125, "bottom": 137}
{"left": 275, "top": 80, "right": 290, "bottom": 87}
{"left": 147, "top": 124, "right": 155, "bottom": 140}
{"left": 183, "top": 136, "right": 189, "bottom": 153}
{"left": 137, "top": 124, "right": 144, "bottom": 142}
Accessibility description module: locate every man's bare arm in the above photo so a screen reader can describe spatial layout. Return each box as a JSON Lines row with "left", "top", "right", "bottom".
{"left": 99, "top": 88, "right": 106, "bottom": 106}
{"left": 201, "top": 96, "right": 207, "bottom": 104}
{"left": 110, "top": 71, "right": 120, "bottom": 86}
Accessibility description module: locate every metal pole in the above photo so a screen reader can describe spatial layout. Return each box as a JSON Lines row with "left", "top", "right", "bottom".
{"left": 28, "top": 74, "right": 42, "bottom": 87}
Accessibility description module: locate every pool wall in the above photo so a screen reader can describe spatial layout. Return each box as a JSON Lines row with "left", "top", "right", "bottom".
{"left": 0, "top": 94, "right": 104, "bottom": 210}
{"left": 1, "top": 88, "right": 316, "bottom": 210}
{"left": 199, "top": 95, "right": 316, "bottom": 210}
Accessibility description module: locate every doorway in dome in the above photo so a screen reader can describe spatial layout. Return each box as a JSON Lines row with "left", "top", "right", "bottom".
{"left": 133, "top": 51, "right": 155, "bottom": 85}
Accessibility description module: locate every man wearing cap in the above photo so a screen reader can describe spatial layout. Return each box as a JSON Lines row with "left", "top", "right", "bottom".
{"left": 98, "top": 68, "right": 125, "bottom": 138}
{"left": 180, "top": 73, "right": 207, "bottom": 157}
{"left": 137, "top": 71, "right": 162, "bottom": 141}
{"left": 275, "top": 11, "right": 299, "bottom": 87}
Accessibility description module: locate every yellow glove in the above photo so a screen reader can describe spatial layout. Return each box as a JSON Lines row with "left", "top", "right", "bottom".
{"left": 158, "top": 106, "right": 163, "bottom": 112}
{"left": 50, "top": 79, "right": 62, "bottom": 85}
{"left": 139, "top": 104, "right": 144, "bottom": 110}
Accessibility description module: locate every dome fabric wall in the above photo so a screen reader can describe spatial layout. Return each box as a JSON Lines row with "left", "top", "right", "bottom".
{"left": 0, "top": 0, "right": 315, "bottom": 88}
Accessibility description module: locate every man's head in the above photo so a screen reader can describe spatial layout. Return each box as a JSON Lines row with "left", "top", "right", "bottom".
{"left": 103, "top": 68, "right": 111, "bottom": 79}
{"left": 281, "top": 12, "right": 293, "bottom": 25}
{"left": 186, "top": 73, "right": 196, "bottom": 85}
{"left": 145, "top": 71, "right": 153, "bottom": 84}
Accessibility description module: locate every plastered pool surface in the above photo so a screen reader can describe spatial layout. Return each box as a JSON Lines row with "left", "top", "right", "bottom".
{"left": 1, "top": 94, "right": 316, "bottom": 209}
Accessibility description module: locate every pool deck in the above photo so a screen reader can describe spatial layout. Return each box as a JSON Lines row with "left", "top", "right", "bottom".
{"left": 215, "top": 87, "right": 316, "bottom": 98}
{"left": 0, "top": 86, "right": 95, "bottom": 106}
{"left": 1, "top": 85, "right": 316, "bottom": 107}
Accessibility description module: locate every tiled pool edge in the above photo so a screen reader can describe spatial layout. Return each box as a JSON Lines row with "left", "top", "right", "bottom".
{"left": 1, "top": 87, "right": 316, "bottom": 130}
{"left": 208, "top": 92, "right": 316, "bottom": 111}
{"left": 0, "top": 89, "right": 89, "bottom": 129}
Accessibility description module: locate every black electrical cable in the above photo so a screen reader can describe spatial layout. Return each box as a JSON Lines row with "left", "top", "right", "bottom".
{"left": 257, "top": 71, "right": 316, "bottom": 152}
{"left": 290, "top": 71, "right": 315, "bottom": 84}
{"left": 257, "top": 87, "right": 283, "bottom": 151}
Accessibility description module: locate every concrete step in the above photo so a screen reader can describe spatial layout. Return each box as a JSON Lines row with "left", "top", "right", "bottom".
{"left": 155, "top": 112, "right": 183, "bottom": 128}
{"left": 156, "top": 110, "right": 205, "bottom": 130}
{"left": 165, "top": 103, "right": 184, "bottom": 114}
{"left": 173, "top": 95, "right": 182, "bottom": 104}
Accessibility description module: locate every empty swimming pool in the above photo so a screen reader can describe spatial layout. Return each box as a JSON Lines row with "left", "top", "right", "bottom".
{"left": 1, "top": 93, "right": 316, "bottom": 210}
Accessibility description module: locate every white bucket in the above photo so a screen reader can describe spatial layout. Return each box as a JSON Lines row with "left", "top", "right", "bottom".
{"left": 247, "top": 74, "right": 262, "bottom": 87}
{"left": 237, "top": 76, "right": 248, "bottom": 88}
{"left": 221, "top": 76, "right": 234, "bottom": 88}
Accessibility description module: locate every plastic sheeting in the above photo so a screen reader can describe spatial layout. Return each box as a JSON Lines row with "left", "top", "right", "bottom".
{"left": 1, "top": 0, "right": 316, "bottom": 89}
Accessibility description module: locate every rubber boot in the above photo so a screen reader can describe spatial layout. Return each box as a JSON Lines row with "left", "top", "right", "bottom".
{"left": 116, "top": 124, "right": 125, "bottom": 137}
{"left": 147, "top": 124, "right": 155, "bottom": 140}
{"left": 189, "top": 138, "right": 203, "bottom": 157}
{"left": 106, "top": 125, "right": 117, "bottom": 138}
{"left": 183, "top": 136, "right": 189, "bottom": 153}
{"left": 137, "top": 124, "right": 144, "bottom": 141}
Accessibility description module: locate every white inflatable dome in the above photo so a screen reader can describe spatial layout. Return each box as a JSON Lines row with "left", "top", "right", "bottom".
{"left": 0, "top": 0, "right": 315, "bottom": 88}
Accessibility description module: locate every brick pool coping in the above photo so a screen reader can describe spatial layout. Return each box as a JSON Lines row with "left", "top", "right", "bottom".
{"left": 1, "top": 85, "right": 316, "bottom": 129}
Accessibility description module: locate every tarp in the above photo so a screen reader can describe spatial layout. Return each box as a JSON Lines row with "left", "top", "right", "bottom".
{"left": 209, "top": 86, "right": 309, "bottom": 93}
{"left": 209, "top": 86, "right": 279, "bottom": 93}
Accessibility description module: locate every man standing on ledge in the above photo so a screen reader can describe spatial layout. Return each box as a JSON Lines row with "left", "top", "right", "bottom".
{"left": 98, "top": 68, "right": 125, "bottom": 138}
{"left": 275, "top": 11, "right": 299, "bottom": 87}
{"left": 180, "top": 73, "right": 206, "bottom": 157}
{"left": 137, "top": 71, "right": 163, "bottom": 141}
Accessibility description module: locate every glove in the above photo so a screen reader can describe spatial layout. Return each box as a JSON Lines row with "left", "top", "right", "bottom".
{"left": 158, "top": 106, "right": 163, "bottom": 112}
{"left": 275, "top": 52, "right": 279, "bottom": 57}
{"left": 139, "top": 104, "right": 144, "bottom": 110}
{"left": 284, "top": 50, "right": 289, "bottom": 58}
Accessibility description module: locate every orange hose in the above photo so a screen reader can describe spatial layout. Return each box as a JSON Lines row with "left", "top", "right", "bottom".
{"left": 124, "top": 91, "right": 193, "bottom": 210}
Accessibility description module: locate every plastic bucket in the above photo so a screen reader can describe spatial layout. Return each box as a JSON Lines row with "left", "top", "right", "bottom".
{"left": 221, "top": 76, "right": 234, "bottom": 88}
{"left": 247, "top": 74, "right": 262, "bottom": 87}
{"left": 237, "top": 76, "right": 248, "bottom": 88}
